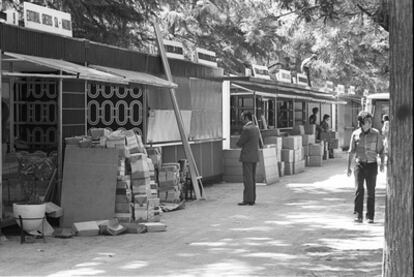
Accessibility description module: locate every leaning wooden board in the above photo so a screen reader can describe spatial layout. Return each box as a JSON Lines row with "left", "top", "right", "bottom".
{"left": 60, "top": 146, "right": 119, "bottom": 227}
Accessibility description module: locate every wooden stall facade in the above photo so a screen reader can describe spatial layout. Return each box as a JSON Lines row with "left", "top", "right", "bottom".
{"left": 0, "top": 22, "right": 224, "bottom": 226}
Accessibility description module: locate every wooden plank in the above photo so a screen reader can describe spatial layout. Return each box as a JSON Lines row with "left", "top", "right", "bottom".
{"left": 153, "top": 21, "right": 205, "bottom": 200}
{"left": 60, "top": 147, "right": 118, "bottom": 227}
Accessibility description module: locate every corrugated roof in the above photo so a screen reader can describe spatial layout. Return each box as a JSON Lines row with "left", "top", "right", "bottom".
{"left": 4, "top": 52, "right": 128, "bottom": 84}
{"left": 90, "top": 65, "right": 177, "bottom": 89}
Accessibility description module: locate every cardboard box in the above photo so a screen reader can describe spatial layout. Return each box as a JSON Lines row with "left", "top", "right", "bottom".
{"left": 294, "top": 160, "right": 306, "bottom": 174}
{"left": 304, "top": 124, "right": 316, "bottom": 135}
{"left": 137, "top": 222, "right": 167, "bottom": 233}
{"left": 309, "top": 144, "right": 324, "bottom": 156}
{"left": 291, "top": 125, "right": 305, "bottom": 135}
{"left": 72, "top": 221, "right": 99, "bottom": 236}
{"left": 307, "top": 155, "right": 323, "bottom": 167}
{"left": 278, "top": 161, "right": 285, "bottom": 177}
{"left": 282, "top": 136, "right": 302, "bottom": 150}
{"left": 284, "top": 162, "right": 294, "bottom": 175}
{"left": 263, "top": 136, "right": 282, "bottom": 150}
{"left": 281, "top": 149, "right": 294, "bottom": 162}
{"left": 301, "top": 134, "right": 315, "bottom": 146}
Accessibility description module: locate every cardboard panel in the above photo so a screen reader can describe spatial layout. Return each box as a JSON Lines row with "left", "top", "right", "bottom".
{"left": 146, "top": 109, "right": 192, "bottom": 143}
{"left": 60, "top": 147, "right": 119, "bottom": 227}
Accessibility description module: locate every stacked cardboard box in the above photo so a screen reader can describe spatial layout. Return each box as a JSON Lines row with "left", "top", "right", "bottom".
{"left": 304, "top": 124, "right": 316, "bottom": 135}
{"left": 281, "top": 136, "right": 305, "bottom": 175}
{"left": 75, "top": 128, "right": 162, "bottom": 223}
{"left": 307, "top": 143, "right": 324, "bottom": 166}
{"left": 301, "top": 133, "right": 315, "bottom": 164}
{"left": 223, "top": 148, "right": 279, "bottom": 184}
{"left": 158, "top": 163, "right": 182, "bottom": 203}
{"left": 263, "top": 136, "right": 283, "bottom": 179}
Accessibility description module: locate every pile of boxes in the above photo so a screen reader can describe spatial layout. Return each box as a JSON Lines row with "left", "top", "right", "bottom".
{"left": 65, "top": 128, "right": 162, "bottom": 224}
{"left": 281, "top": 135, "right": 305, "bottom": 175}
{"left": 263, "top": 135, "right": 283, "bottom": 177}
{"left": 158, "top": 163, "right": 182, "bottom": 203}
{"left": 302, "top": 124, "right": 324, "bottom": 167}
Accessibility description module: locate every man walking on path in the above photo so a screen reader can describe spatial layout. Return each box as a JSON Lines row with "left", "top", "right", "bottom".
{"left": 347, "top": 111, "right": 384, "bottom": 223}
{"left": 236, "top": 111, "right": 261, "bottom": 206}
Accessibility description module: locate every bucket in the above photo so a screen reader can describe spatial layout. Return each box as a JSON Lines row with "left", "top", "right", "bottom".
{"left": 13, "top": 203, "right": 46, "bottom": 232}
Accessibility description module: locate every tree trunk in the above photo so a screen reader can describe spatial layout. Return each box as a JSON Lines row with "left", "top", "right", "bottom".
{"left": 383, "top": 0, "right": 413, "bottom": 276}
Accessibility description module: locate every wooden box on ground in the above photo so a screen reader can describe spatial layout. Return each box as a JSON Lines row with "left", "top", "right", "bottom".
{"left": 282, "top": 136, "right": 302, "bottom": 150}
{"left": 278, "top": 161, "right": 285, "bottom": 177}
{"left": 309, "top": 143, "right": 324, "bottom": 156}
{"left": 301, "top": 134, "right": 315, "bottom": 146}
{"left": 304, "top": 124, "right": 316, "bottom": 135}
{"left": 306, "top": 155, "right": 323, "bottom": 167}
{"left": 223, "top": 148, "right": 279, "bottom": 184}
{"left": 284, "top": 159, "right": 306, "bottom": 175}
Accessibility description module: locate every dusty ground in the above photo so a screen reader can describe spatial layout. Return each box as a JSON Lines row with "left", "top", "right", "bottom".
{"left": 0, "top": 151, "right": 386, "bottom": 277}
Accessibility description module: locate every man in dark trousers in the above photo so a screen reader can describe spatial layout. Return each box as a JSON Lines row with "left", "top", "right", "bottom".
{"left": 236, "top": 111, "right": 261, "bottom": 206}
{"left": 347, "top": 111, "right": 384, "bottom": 223}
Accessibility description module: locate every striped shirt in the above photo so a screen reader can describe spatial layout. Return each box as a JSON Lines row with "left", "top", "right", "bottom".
{"left": 349, "top": 128, "right": 384, "bottom": 163}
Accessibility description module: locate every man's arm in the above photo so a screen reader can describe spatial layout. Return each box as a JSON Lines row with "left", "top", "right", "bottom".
{"left": 236, "top": 127, "right": 248, "bottom": 148}
{"left": 347, "top": 132, "right": 355, "bottom": 176}
{"left": 347, "top": 152, "right": 354, "bottom": 177}
{"left": 377, "top": 132, "right": 385, "bottom": 172}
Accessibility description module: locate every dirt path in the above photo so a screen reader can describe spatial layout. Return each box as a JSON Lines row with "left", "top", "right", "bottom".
{"left": 0, "top": 152, "right": 385, "bottom": 277}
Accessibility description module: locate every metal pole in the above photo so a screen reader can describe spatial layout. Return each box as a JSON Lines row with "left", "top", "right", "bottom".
{"left": 152, "top": 20, "right": 205, "bottom": 199}
{"left": 57, "top": 72, "right": 63, "bottom": 204}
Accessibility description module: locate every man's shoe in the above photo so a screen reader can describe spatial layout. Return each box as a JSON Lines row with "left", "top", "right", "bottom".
{"left": 238, "top": 202, "right": 249, "bottom": 206}
{"left": 248, "top": 202, "right": 255, "bottom": 206}
{"left": 354, "top": 216, "right": 363, "bottom": 223}
{"left": 367, "top": 219, "right": 374, "bottom": 224}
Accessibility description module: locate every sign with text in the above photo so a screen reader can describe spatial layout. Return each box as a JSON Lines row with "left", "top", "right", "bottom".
{"left": 23, "top": 2, "right": 72, "bottom": 37}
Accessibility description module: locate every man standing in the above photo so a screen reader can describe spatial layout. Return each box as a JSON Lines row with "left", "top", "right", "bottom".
{"left": 308, "top": 107, "right": 319, "bottom": 125}
{"left": 300, "top": 54, "right": 317, "bottom": 87}
{"left": 236, "top": 111, "right": 261, "bottom": 206}
{"left": 347, "top": 111, "right": 384, "bottom": 223}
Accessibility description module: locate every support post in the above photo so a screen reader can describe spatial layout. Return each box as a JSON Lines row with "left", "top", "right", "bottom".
{"left": 57, "top": 73, "right": 63, "bottom": 204}
{"left": 152, "top": 21, "right": 205, "bottom": 200}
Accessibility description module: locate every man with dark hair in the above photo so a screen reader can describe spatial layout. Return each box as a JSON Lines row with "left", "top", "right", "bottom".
{"left": 309, "top": 107, "right": 319, "bottom": 125}
{"left": 347, "top": 111, "right": 385, "bottom": 223}
{"left": 236, "top": 111, "right": 261, "bottom": 206}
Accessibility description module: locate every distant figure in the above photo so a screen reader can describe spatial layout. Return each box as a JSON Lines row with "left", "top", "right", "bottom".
{"left": 347, "top": 111, "right": 384, "bottom": 224}
{"left": 236, "top": 111, "right": 261, "bottom": 206}
{"left": 309, "top": 107, "right": 319, "bottom": 125}
{"left": 381, "top": 114, "right": 390, "bottom": 163}
{"left": 300, "top": 54, "right": 317, "bottom": 86}
{"left": 320, "top": 114, "right": 333, "bottom": 158}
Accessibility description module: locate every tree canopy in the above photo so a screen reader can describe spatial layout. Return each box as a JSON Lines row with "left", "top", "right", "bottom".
{"left": 2, "top": 0, "right": 389, "bottom": 94}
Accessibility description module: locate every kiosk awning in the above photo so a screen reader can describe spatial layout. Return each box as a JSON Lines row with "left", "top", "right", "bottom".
{"left": 229, "top": 78, "right": 346, "bottom": 104}
{"left": 2, "top": 52, "right": 128, "bottom": 84}
{"left": 90, "top": 65, "right": 177, "bottom": 89}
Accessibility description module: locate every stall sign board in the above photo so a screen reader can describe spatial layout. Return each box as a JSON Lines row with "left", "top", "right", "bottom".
{"left": 348, "top": 86, "right": 355, "bottom": 94}
{"left": 296, "top": 73, "right": 308, "bottom": 86}
{"left": 325, "top": 81, "right": 334, "bottom": 93}
{"left": 5, "top": 8, "right": 18, "bottom": 25}
{"left": 23, "top": 2, "right": 72, "bottom": 37}
{"left": 251, "top": 64, "right": 271, "bottom": 80}
{"left": 276, "top": 69, "right": 292, "bottom": 83}
{"left": 195, "top": 47, "right": 217, "bottom": 67}
{"left": 336, "top": 84, "right": 345, "bottom": 94}
{"left": 163, "top": 40, "right": 185, "bottom": 60}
